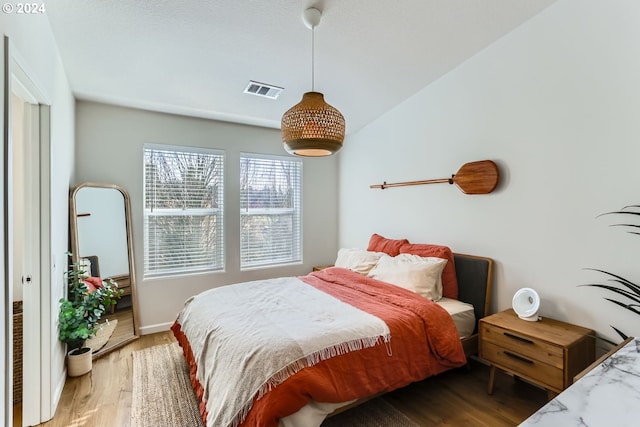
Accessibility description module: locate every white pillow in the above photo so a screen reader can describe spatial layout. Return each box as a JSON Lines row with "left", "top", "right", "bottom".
{"left": 367, "top": 253, "right": 448, "bottom": 301}
{"left": 334, "top": 248, "right": 386, "bottom": 275}
{"left": 78, "top": 258, "right": 92, "bottom": 278}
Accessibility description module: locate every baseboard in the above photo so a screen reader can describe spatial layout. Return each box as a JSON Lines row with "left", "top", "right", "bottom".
{"left": 43, "top": 364, "right": 66, "bottom": 425}
{"left": 139, "top": 321, "right": 173, "bottom": 335}
{"left": 51, "top": 368, "right": 66, "bottom": 420}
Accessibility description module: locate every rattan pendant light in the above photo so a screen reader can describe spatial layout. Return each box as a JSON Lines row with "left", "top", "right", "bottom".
{"left": 281, "top": 7, "right": 345, "bottom": 157}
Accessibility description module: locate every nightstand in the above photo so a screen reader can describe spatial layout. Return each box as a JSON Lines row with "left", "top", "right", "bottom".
{"left": 479, "top": 309, "right": 595, "bottom": 399}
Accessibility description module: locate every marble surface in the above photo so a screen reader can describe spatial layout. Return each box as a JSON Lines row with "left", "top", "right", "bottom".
{"left": 519, "top": 338, "right": 640, "bottom": 427}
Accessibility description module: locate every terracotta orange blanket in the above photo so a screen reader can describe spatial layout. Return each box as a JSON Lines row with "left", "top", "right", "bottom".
{"left": 172, "top": 267, "right": 466, "bottom": 427}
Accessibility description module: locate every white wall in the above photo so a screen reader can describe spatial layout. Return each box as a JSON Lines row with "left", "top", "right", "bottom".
{"left": 75, "top": 101, "right": 339, "bottom": 332}
{"left": 0, "top": 9, "right": 75, "bottom": 423}
{"left": 339, "top": 0, "right": 640, "bottom": 345}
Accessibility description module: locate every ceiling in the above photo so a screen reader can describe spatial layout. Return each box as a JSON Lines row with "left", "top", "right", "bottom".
{"left": 46, "top": 0, "right": 557, "bottom": 135}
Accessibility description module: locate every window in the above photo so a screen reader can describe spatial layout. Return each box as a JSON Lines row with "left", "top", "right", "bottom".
{"left": 240, "top": 153, "right": 302, "bottom": 269}
{"left": 143, "top": 144, "right": 224, "bottom": 277}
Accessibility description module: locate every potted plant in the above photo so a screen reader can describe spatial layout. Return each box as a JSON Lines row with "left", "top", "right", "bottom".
{"left": 58, "top": 256, "right": 123, "bottom": 376}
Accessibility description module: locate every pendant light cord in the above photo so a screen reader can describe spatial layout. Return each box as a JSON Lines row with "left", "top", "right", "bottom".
{"left": 311, "top": 24, "right": 315, "bottom": 92}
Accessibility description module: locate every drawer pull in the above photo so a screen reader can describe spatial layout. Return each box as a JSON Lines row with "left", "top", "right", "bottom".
{"left": 503, "top": 332, "right": 534, "bottom": 344}
{"left": 503, "top": 351, "right": 534, "bottom": 364}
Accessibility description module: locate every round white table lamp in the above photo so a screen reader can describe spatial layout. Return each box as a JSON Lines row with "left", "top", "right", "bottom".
{"left": 512, "top": 288, "right": 541, "bottom": 321}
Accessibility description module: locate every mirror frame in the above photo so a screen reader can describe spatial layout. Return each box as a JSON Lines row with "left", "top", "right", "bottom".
{"left": 69, "top": 182, "right": 140, "bottom": 358}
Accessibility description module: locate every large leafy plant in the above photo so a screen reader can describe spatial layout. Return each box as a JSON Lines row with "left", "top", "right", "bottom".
{"left": 581, "top": 205, "right": 640, "bottom": 340}
{"left": 58, "top": 257, "right": 123, "bottom": 351}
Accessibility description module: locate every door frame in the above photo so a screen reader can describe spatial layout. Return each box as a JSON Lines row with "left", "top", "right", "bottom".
{"left": 3, "top": 36, "right": 52, "bottom": 426}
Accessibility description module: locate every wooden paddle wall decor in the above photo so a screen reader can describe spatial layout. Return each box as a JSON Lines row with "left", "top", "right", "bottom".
{"left": 370, "top": 160, "right": 499, "bottom": 195}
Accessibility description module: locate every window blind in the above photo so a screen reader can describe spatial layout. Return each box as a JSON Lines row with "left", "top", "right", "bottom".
{"left": 240, "top": 153, "right": 302, "bottom": 269}
{"left": 143, "top": 144, "right": 224, "bottom": 277}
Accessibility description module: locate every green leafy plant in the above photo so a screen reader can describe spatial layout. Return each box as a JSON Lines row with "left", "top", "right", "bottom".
{"left": 581, "top": 205, "right": 640, "bottom": 340}
{"left": 58, "top": 256, "right": 123, "bottom": 351}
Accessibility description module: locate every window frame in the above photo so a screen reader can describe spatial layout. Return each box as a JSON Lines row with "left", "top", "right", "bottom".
{"left": 143, "top": 143, "right": 225, "bottom": 278}
{"left": 239, "top": 152, "right": 303, "bottom": 270}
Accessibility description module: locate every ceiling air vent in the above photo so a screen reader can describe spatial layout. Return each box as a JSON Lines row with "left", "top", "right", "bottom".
{"left": 244, "top": 81, "right": 283, "bottom": 99}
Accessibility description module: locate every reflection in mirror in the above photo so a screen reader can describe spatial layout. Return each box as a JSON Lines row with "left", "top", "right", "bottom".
{"left": 70, "top": 182, "right": 139, "bottom": 358}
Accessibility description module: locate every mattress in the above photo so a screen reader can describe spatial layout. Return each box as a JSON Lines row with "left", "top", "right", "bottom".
{"left": 436, "top": 297, "right": 476, "bottom": 339}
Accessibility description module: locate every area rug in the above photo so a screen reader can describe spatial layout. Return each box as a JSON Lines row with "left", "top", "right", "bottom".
{"left": 131, "top": 343, "right": 204, "bottom": 427}
{"left": 86, "top": 319, "right": 117, "bottom": 353}
{"left": 131, "top": 342, "right": 420, "bottom": 427}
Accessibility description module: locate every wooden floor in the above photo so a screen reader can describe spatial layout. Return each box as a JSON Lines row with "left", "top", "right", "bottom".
{"left": 385, "top": 362, "right": 548, "bottom": 426}
{"left": 30, "top": 331, "right": 547, "bottom": 427}
{"left": 34, "top": 332, "right": 176, "bottom": 427}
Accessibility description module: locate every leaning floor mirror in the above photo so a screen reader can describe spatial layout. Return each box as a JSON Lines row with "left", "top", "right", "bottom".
{"left": 69, "top": 182, "right": 140, "bottom": 358}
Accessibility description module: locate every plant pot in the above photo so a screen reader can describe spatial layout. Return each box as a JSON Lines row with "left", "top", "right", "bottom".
{"left": 67, "top": 347, "right": 92, "bottom": 377}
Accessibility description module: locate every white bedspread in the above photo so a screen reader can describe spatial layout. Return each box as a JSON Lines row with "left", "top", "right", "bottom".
{"left": 176, "top": 276, "right": 391, "bottom": 427}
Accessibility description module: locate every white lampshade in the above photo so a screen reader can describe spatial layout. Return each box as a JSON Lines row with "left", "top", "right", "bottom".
{"left": 512, "top": 288, "right": 540, "bottom": 321}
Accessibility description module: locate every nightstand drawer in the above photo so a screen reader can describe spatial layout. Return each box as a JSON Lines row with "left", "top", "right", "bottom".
{"left": 480, "top": 323, "right": 563, "bottom": 368}
{"left": 482, "top": 342, "right": 563, "bottom": 390}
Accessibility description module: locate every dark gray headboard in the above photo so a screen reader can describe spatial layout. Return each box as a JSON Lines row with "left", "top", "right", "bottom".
{"left": 81, "top": 255, "right": 101, "bottom": 277}
{"left": 454, "top": 253, "right": 493, "bottom": 331}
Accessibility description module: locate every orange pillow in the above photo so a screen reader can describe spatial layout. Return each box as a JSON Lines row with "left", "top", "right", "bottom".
{"left": 367, "top": 233, "right": 409, "bottom": 257}
{"left": 399, "top": 243, "right": 458, "bottom": 299}
{"left": 82, "top": 276, "right": 104, "bottom": 293}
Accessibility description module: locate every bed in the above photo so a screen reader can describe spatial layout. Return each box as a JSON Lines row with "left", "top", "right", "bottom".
{"left": 171, "top": 237, "right": 493, "bottom": 427}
